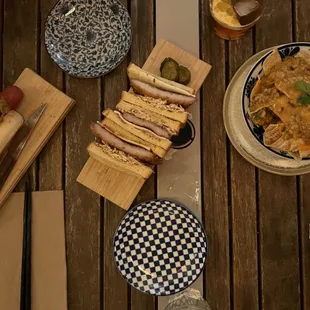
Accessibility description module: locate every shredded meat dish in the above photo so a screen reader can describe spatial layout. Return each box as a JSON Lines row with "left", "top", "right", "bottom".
{"left": 249, "top": 50, "right": 310, "bottom": 158}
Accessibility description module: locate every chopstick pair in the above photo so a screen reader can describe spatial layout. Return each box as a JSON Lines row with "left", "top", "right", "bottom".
{"left": 20, "top": 178, "right": 32, "bottom": 310}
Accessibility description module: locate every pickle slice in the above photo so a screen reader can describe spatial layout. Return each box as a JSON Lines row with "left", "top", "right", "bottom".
{"left": 160, "top": 58, "right": 180, "bottom": 81}
{"left": 178, "top": 66, "right": 191, "bottom": 85}
{"left": 160, "top": 57, "right": 179, "bottom": 71}
{"left": 160, "top": 58, "right": 191, "bottom": 85}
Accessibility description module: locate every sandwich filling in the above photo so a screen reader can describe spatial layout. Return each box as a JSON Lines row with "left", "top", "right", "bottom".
{"left": 116, "top": 103, "right": 180, "bottom": 138}
{"left": 90, "top": 122, "right": 162, "bottom": 165}
{"left": 95, "top": 142, "right": 151, "bottom": 167}
{"left": 121, "top": 112, "right": 171, "bottom": 138}
{"left": 137, "top": 95, "right": 186, "bottom": 112}
{"left": 113, "top": 110, "right": 171, "bottom": 147}
{"left": 130, "top": 79, "right": 197, "bottom": 107}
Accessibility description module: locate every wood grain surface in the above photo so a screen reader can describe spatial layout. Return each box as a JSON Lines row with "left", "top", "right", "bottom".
{"left": 39, "top": 0, "right": 64, "bottom": 191}
{"left": 1, "top": 0, "right": 308, "bottom": 309}
{"left": 229, "top": 34, "right": 259, "bottom": 310}
{"left": 65, "top": 77, "right": 101, "bottom": 310}
{"left": 256, "top": 1, "right": 301, "bottom": 309}
{"left": 295, "top": 0, "right": 310, "bottom": 308}
{"left": 200, "top": 1, "right": 231, "bottom": 309}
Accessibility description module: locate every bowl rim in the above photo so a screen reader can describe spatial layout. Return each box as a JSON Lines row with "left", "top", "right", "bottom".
{"left": 241, "top": 42, "right": 310, "bottom": 160}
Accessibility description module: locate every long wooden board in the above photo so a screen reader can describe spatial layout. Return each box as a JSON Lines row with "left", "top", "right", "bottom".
{"left": 0, "top": 68, "right": 75, "bottom": 207}
{"left": 77, "top": 39, "right": 211, "bottom": 210}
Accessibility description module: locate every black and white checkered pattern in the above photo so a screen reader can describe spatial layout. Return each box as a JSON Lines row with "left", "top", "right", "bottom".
{"left": 113, "top": 200, "right": 208, "bottom": 296}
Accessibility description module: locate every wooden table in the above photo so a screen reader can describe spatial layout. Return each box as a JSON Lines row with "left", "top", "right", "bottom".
{"left": 1, "top": 0, "right": 309, "bottom": 309}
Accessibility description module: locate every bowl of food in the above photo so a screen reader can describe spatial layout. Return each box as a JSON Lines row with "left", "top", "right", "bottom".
{"left": 242, "top": 42, "right": 310, "bottom": 160}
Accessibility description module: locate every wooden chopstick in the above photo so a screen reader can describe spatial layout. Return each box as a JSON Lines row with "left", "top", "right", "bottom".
{"left": 20, "top": 178, "right": 32, "bottom": 310}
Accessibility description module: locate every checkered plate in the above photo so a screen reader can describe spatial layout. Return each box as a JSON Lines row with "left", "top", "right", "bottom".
{"left": 113, "top": 200, "right": 208, "bottom": 296}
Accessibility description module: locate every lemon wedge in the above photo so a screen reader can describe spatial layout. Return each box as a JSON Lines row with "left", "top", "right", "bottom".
{"left": 212, "top": 0, "right": 241, "bottom": 27}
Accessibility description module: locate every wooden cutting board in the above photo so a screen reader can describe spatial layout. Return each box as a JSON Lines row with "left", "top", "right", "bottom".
{"left": 77, "top": 39, "right": 211, "bottom": 210}
{"left": 0, "top": 68, "right": 75, "bottom": 207}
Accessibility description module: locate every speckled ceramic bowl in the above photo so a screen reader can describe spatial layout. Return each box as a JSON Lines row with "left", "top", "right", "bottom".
{"left": 45, "top": 0, "right": 131, "bottom": 78}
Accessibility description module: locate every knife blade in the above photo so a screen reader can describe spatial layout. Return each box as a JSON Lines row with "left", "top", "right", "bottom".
{"left": 0, "top": 104, "right": 47, "bottom": 189}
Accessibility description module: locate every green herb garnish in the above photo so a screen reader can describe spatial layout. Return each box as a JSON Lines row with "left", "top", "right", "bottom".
{"left": 295, "top": 81, "right": 310, "bottom": 95}
{"left": 297, "top": 95, "right": 310, "bottom": 104}
{"left": 294, "top": 81, "right": 310, "bottom": 104}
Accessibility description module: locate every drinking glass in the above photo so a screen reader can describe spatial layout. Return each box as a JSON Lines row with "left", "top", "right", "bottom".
{"left": 164, "top": 289, "right": 211, "bottom": 310}
{"left": 209, "top": 0, "right": 263, "bottom": 40}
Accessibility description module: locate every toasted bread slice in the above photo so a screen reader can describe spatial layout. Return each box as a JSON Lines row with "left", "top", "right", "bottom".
{"left": 87, "top": 142, "right": 153, "bottom": 179}
{"left": 121, "top": 91, "right": 188, "bottom": 124}
{"left": 103, "top": 109, "right": 172, "bottom": 150}
{"left": 128, "top": 63, "right": 195, "bottom": 96}
{"left": 116, "top": 100, "right": 183, "bottom": 136}
{"left": 101, "top": 117, "right": 167, "bottom": 158}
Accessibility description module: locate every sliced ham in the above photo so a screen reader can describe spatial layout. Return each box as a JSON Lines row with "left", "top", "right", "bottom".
{"left": 130, "top": 79, "right": 196, "bottom": 108}
{"left": 121, "top": 112, "right": 171, "bottom": 139}
{"left": 90, "top": 122, "right": 161, "bottom": 165}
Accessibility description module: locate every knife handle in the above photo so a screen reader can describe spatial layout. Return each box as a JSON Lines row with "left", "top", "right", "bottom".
{"left": 0, "top": 153, "right": 15, "bottom": 190}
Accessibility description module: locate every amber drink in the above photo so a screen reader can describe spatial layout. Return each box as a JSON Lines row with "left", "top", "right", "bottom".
{"left": 209, "top": 0, "right": 263, "bottom": 40}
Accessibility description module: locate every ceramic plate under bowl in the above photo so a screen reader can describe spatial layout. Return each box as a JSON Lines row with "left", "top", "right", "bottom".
{"left": 113, "top": 199, "right": 208, "bottom": 296}
{"left": 45, "top": 0, "right": 131, "bottom": 78}
{"left": 223, "top": 43, "right": 310, "bottom": 176}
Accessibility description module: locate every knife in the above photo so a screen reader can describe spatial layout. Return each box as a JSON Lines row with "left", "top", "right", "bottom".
{"left": 0, "top": 104, "right": 47, "bottom": 189}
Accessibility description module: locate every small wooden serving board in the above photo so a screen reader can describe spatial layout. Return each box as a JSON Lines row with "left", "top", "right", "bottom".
{"left": 0, "top": 68, "right": 75, "bottom": 207}
{"left": 77, "top": 39, "right": 211, "bottom": 210}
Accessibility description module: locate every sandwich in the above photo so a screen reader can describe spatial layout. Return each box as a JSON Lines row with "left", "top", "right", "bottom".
{"left": 121, "top": 91, "right": 188, "bottom": 124}
{"left": 90, "top": 121, "right": 163, "bottom": 165}
{"left": 116, "top": 91, "right": 188, "bottom": 138}
{"left": 128, "top": 63, "right": 197, "bottom": 107}
{"left": 102, "top": 109, "right": 172, "bottom": 151}
{"left": 87, "top": 142, "right": 153, "bottom": 179}
{"left": 87, "top": 61, "right": 198, "bottom": 180}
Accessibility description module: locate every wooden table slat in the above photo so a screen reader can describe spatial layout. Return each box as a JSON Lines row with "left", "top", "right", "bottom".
{"left": 300, "top": 176, "right": 310, "bottom": 310}
{"left": 103, "top": 203, "right": 128, "bottom": 310}
{"left": 65, "top": 77, "right": 102, "bottom": 310}
{"left": 228, "top": 34, "right": 260, "bottom": 310}
{"left": 295, "top": 0, "right": 310, "bottom": 308}
{"left": 103, "top": 60, "right": 130, "bottom": 309}
{"left": 103, "top": 1, "right": 130, "bottom": 305}
{"left": 255, "top": 1, "right": 301, "bottom": 309}
{"left": 38, "top": 0, "right": 64, "bottom": 191}
{"left": 200, "top": 1, "right": 231, "bottom": 309}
